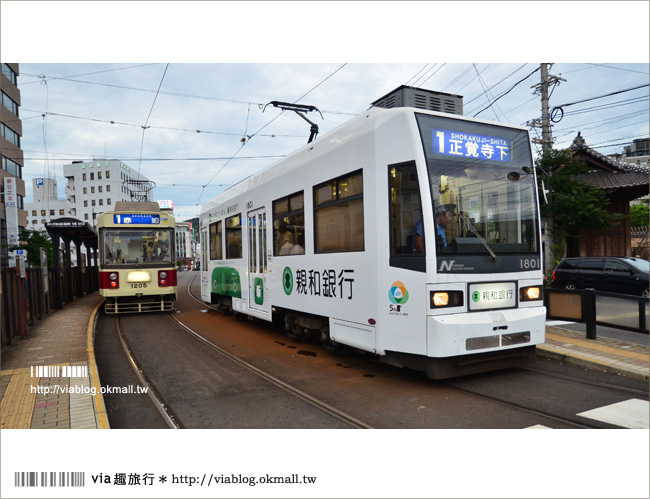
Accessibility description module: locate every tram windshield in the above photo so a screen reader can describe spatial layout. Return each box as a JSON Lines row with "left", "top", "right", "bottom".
{"left": 416, "top": 113, "right": 539, "bottom": 257}
{"left": 101, "top": 229, "right": 174, "bottom": 266}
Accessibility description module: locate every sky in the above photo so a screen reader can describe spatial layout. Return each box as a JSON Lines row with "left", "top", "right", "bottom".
{"left": 3, "top": 1, "right": 650, "bottom": 227}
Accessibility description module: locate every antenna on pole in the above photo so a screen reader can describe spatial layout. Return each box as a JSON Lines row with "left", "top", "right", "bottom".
{"left": 263, "top": 101, "right": 323, "bottom": 143}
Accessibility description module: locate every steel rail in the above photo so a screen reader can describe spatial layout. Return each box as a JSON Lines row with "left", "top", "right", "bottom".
{"left": 166, "top": 311, "right": 375, "bottom": 429}
{"left": 519, "top": 366, "right": 649, "bottom": 398}
{"left": 115, "top": 316, "right": 184, "bottom": 429}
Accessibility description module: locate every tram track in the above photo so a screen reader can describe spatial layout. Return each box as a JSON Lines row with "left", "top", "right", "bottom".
{"left": 166, "top": 312, "right": 374, "bottom": 429}
{"left": 519, "top": 366, "right": 649, "bottom": 398}
{"left": 178, "top": 272, "right": 647, "bottom": 429}
{"left": 115, "top": 316, "right": 184, "bottom": 429}
{"left": 105, "top": 289, "right": 373, "bottom": 429}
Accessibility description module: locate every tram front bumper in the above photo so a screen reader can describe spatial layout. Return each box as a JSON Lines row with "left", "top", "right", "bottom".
{"left": 426, "top": 306, "right": 546, "bottom": 358}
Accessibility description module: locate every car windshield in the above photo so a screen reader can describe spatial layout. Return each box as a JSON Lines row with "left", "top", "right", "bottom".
{"left": 416, "top": 113, "right": 539, "bottom": 256}
{"left": 627, "top": 258, "right": 649, "bottom": 273}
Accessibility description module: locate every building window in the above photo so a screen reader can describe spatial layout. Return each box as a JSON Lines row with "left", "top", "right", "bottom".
{"left": 313, "top": 170, "right": 364, "bottom": 253}
{"left": 91, "top": 200, "right": 96, "bottom": 206}
{"left": 41, "top": 210, "right": 45, "bottom": 216}
{"left": 90, "top": 173, "right": 94, "bottom": 180}
{"left": 84, "top": 214, "right": 88, "bottom": 220}
{"left": 2, "top": 156, "right": 21, "bottom": 177}
{"left": 98, "top": 172, "right": 102, "bottom": 179}
{"left": 106, "top": 185, "right": 110, "bottom": 192}
{"left": 107, "top": 198, "right": 111, "bottom": 205}
{"left": 84, "top": 201, "right": 88, "bottom": 207}
{"left": 59, "top": 209, "right": 65, "bottom": 215}
{"left": 2, "top": 64, "right": 17, "bottom": 85}
{"left": 82, "top": 173, "right": 87, "bottom": 181}
{"left": 31, "top": 210, "right": 36, "bottom": 216}
{"left": 83, "top": 187, "right": 87, "bottom": 194}
{"left": 1, "top": 91, "right": 19, "bottom": 116}
{"left": 49, "top": 209, "right": 54, "bottom": 216}
{"left": 273, "top": 191, "right": 305, "bottom": 256}
{"left": 1, "top": 123, "right": 20, "bottom": 147}
{"left": 98, "top": 186, "right": 102, "bottom": 193}
{"left": 106, "top": 171, "right": 110, "bottom": 179}
{"left": 226, "top": 214, "right": 242, "bottom": 259}
{"left": 99, "top": 199, "right": 103, "bottom": 206}
{"left": 91, "top": 186, "right": 95, "bottom": 193}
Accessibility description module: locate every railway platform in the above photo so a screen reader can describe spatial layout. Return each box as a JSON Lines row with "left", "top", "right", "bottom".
{"left": 1, "top": 293, "right": 648, "bottom": 429}
{"left": 1, "top": 292, "right": 108, "bottom": 429}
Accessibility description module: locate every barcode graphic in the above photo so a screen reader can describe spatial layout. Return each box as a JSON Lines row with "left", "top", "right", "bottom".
{"left": 30, "top": 366, "right": 88, "bottom": 378}
{"left": 14, "top": 472, "right": 85, "bottom": 487}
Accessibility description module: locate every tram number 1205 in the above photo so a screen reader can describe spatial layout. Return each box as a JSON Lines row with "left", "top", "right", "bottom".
{"left": 131, "top": 283, "right": 148, "bottom": 289}
{"left": 519, "top": 258, "right": 539, "bottom": 270}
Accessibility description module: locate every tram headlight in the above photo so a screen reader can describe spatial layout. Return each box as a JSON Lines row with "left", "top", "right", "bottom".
{"left": 430, "top": 290, "right": 463, "bottom": 308}
{"left": 520, "top": 286, "right": 542, "bottom": 302}
{"left": 433, "top": 292, "right": 449, "bottom": 306}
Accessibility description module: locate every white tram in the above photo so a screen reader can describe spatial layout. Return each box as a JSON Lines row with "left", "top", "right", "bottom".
{"left": 98, "top": 202, "right": 177, "bottom": 313}
{"left": 199, "top": 105, "right": 546, "bottom": 378}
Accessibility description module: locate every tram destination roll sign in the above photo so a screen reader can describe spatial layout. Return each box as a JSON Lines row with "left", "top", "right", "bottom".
{"left": 113, "top": 214, "right": 160, "bottom": 225}
{"left": 432, "top": 129, "right": 511, "bottom": 162}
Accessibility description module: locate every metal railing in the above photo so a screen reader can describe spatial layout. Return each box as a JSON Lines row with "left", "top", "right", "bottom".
{"left": 1, "top": 265, "right": 98, "bottom": 346}
{"left": 545, "top": 288, "right": 649, "bottom": 339}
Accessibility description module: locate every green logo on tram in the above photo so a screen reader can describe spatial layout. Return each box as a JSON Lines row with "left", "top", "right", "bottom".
{"left": 472, "top": 291, "right": 481, "bottom": 302}
{"left": 282, "top": 267, "right": 293, "bottom": 295}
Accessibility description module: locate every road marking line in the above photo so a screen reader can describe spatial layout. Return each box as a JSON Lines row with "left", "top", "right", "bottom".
{"left": 577, "top": 399, "right": 649, "bottom": 429}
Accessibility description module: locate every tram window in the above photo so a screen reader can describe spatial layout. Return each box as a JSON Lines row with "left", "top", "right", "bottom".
{"left": 273, "top": 191, "right": 305, "bottom": 256}
{"left": 209, "top": 220, "right": 223, "bottom": 260}
{"left": 314, "top": 170, "right": 364, "bottom": 253}
{"left": 225, "top": 214, "right": 242, "bottom": 259}
{"left": 389, "top": 162, "right": 426, "bottom": 272}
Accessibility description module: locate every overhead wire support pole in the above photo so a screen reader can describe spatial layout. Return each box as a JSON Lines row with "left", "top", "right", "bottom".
{"left": 263, "top": 101, "right": 323, "bottom": 143}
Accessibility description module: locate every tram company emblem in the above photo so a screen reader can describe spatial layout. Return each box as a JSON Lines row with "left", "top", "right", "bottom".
{"left": 388, "top": 281, "right": 409, "bottom": 315}
{"left": 282, "top": 267, "right": 294, "bottom": 295}
{"left": 472, "top": 291, "right": 481, "bottom": 303}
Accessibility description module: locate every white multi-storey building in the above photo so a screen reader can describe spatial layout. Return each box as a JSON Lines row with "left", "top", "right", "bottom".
{"left": 25, "top": 177, "right": 69, "bottom": 231}
{"left": 25, "top": 159, "right": 154, "bottom": 231}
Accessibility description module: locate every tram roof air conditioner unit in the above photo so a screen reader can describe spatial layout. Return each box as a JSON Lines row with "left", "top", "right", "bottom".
{"left": 371, "top": 85, "right": 463, "bottom": 115}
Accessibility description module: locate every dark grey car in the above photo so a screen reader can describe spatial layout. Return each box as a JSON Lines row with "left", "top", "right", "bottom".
{"left": 551, "top": 256, "right": 649, "bottom": 297}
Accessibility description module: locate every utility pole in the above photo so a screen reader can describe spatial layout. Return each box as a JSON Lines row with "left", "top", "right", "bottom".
{"left": 540, "top": 63, "right": 553, "bottom": 153}
{"left": 529, "top": 63, "right": 565, "bottom": 279}
{"left": 529, "top": 63, "right": 565, "bottom": 153}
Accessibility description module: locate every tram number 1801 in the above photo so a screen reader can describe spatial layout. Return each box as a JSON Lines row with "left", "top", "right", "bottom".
{"left": 519, "top": 258, "right": 539, "bottom": 270}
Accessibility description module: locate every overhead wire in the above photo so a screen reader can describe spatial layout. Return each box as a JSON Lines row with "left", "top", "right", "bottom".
{"left": 137, "top": 63, "right": 169, "bottom": 175}
{"left": 196, "top": 63, "right": 349, "bottom": 206}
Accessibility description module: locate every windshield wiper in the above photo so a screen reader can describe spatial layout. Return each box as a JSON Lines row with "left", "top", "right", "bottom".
{"left": 458, "top": 212, "right": 499, "bottom": 262}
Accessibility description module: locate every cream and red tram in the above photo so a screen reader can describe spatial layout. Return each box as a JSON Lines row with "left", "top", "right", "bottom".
{"left": 98, "top": 202, "right": 177, "bottom": 313}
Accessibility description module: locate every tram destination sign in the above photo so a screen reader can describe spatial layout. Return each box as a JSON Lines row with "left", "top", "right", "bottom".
{"left": 113, "top": 214, "right": 160, "bottom": 225}
{"left": 432, "top": 129, "right": 511, "bottom": 162}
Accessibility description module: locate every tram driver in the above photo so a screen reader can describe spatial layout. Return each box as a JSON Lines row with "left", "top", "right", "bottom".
{"left": 411, "top": 203, "right": 456, "bottom": 253}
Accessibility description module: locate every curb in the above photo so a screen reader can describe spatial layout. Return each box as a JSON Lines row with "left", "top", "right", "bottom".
{"left": 536, "top": 345, "right": 649, "bottom": 382}
{"left": 86, "top": 298, "right": 110, "bottom": 429}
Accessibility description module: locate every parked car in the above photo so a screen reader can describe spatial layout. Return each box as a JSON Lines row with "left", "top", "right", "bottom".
{"left": 552, "top": 256, "right": 649, "bottom": 297}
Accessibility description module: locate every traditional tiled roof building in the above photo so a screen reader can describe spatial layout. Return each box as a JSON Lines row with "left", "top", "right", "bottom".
{"left": 566, "top": 132, "right": 649, "bottom": 257}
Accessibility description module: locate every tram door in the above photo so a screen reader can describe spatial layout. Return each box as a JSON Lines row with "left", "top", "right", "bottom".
{"left": 247, "top": 208, "right": 268, "bottom": 313}
{"left": 200, "top": 227, "right": 210, "bottom": 301}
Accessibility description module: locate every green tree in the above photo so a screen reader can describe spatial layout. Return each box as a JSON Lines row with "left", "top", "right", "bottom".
{"left": 630, "top": 200, "right": 649, "bottom": 227}
{"left": 9, "top": 228, "right": 54, "bottom": 268}
{"left": 536, "top": 149, "right": 624, "bottom": 266}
